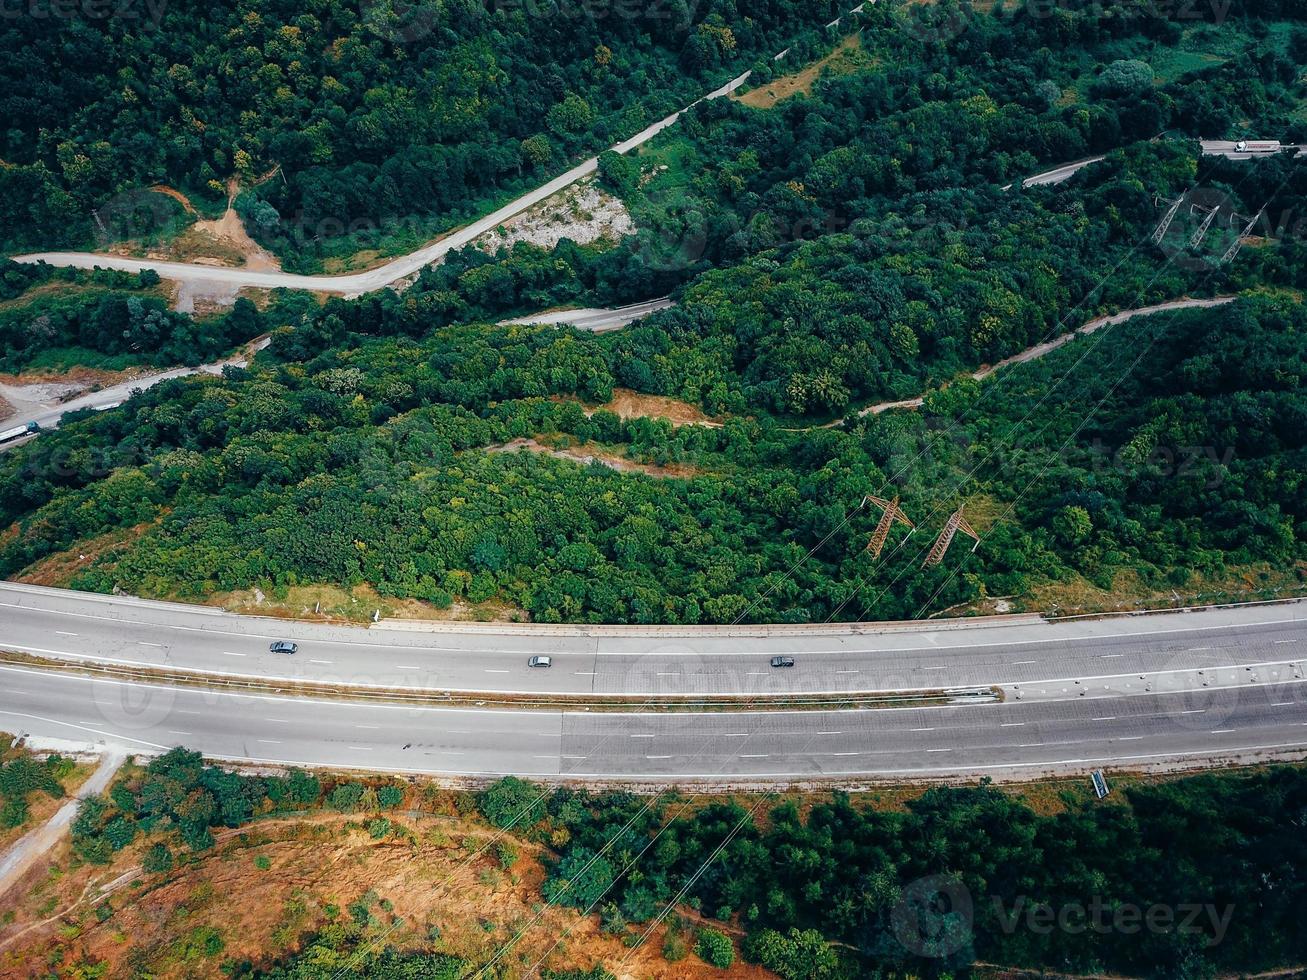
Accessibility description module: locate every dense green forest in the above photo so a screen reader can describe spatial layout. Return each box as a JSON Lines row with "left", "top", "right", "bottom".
{"left": 0, "top": 288, "right": 1301, "bottom": 622}
{"left": 0, "top": 0, "right": 1304, "bottom": 619}
{"left": 473, "top": 766, "right": 1307, "bottom": 978}
{"left": 0, "top": 0, "right": 847, "bottom": 267}
{"left": 64, "top": 750, "right": 1307, "bottom": 977}
{"left": 0, "top": 263, "right": 280, "bottom": 373}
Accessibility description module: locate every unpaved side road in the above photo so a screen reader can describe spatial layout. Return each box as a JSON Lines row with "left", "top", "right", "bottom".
{"left": 0, "top": 751, "right": 126, "bottom": 900}
{"left": 852, "top": 295, "right": 1238, "bottom": 419}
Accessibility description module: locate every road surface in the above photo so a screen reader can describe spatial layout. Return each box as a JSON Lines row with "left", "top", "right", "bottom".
{"left": 20, "top": 133, "right": 1285, "bottom": 296}
{"left": 817, "top": 296, "right": 1238, "bottom": 421}
{"left": 2, "top": 582, "right": 1303, "bottom": 699}
{"left": 499, "top": 298, "right": 675, "bottom": 332}
{"left": 1007, "top": 139, "right": 1300, "bottom": 190}
{"left": 0, "top": 339, "right": 269, "bottom": 447}
{"left": 1, "top": 662, "right": 1302, "bottom": 781}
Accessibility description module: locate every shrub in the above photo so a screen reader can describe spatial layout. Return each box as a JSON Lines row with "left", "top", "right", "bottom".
{"left": 327, "top": 782, "right": 365, "bottom": 811}
{"left": 0, "top": 797, "right": 28, "bottom": 829}
{"left": 142, "top": 843, "right": 174, "bottom": 874}
{"left": 495, "top": 840, "right": 518, "bottom": 869}
{"left": 477, "top": 777, "right": 540, "bottom": 829}
{"left": 663, "top": 927, "right": 688, "bottom": 962}
{"left": 696, "top": 928, "right": 735, "bottom": 969}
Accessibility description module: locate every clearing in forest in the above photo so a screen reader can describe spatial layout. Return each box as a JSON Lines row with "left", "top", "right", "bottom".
{"left": 735, "top": 34, "right": 866, "bottom": 109}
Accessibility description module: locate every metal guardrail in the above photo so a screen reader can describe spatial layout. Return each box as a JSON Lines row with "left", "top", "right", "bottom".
{"left": 0, "top": 651, "right": 1000, "bottom": 713}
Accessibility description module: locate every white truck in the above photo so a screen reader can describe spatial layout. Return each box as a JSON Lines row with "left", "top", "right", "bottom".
{"left": 0, "top": 421, "right": 39, "bottom": 446}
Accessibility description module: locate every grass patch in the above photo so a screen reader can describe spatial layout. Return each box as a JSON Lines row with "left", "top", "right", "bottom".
{"left": 735, "top": 34, "right": 869, "bottom": 109}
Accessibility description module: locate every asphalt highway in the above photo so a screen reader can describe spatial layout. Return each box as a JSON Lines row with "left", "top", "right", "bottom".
{"left": 2, "top": 582, "right": 1303, "bottom": 699}
{"left": 2, "top": 663, "right": 1303, "bottom": 780}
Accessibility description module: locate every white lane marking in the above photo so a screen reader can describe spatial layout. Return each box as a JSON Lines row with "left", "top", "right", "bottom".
{"left": 1118, "top": 736, "right": 1144, "bottom": 741}
{"left": 221, "top": 652, "right": 246, "bottom": 658}
{"left": 1100, "top": 654, "right": 1123, "bottom": 659}
{"left": 1181, "top": 709, "right": 1206, "bottom": 714}
{"left": 394, "top": 665, "right": 420, "bottom": 670}
{"left": 1011, "top": 660, "right": 1037, "bottom": 665}
{"left": 6, "top": 588, "right": 1301, "bottom": 657}
{"left": 55, "top": 631, "right": 78, "bottom": 637}
{"left": 167, "top": 730, "right": 191, "bottom": 735}
{"left": 256, "top": 739, "right": 281, "bottom": 744}
{"left": 656, "top": 672, "right": 681, "bottom": 676}
{"left": 309, "top": 659, "right": 333, "bottom": 665}
{"left": 746, "top": 671, "right": 769, "bottom": 676}
{"left": 484, "top": 669, "right": 509, "bottom": 674}
{"left": 836, "top": 669, "right": 859, "bottom": 674}
{"left": 829, "top": 752, "right": 859, "bottom": 757}
{"left": 1273, "top": 639, "right": 1295, "bottom": 644}
{"left": 1092, "top": 716, "right": 1117, "bottom": 721}
{"left": 1187, "top": 647, "right": 1212, "bottom": 652}
{"left": 739, "top": 754, "right": 768, "bottom": 758}
{"left": 574, "top": 671, "right": 597, "bottom": 676}
{"left": 629, "top": 734, "right": 654, "bottom": 739}
{"left": 722, "top": 733, "right": 748, "bottom": 738}
{"left": 922, "top": 666, "right": 948, "bottom": 671}
{"left": 910, "top": 727, "right": 935, "bottom": 732}
{"left": 646, "top": 755, "right": 672, "bottom": 760}
{"left": 140, "top": 642, "right": 163, "bottom": 647}
{"left": 346, "top": 746, "right": 373, "bottom": 751}
{"left": 355, "top": 725, "right": 380, "bottom": 730}
{"left": 817, "top": 730, "right": 842, "bottom": 735}
{"left": 1273, "top": 701, "right": 1296, "bottom": 707}
{"left": 1211, "top": 729, "right": 1236, "bottom": 735}
{"left": 926, "top": 748, "right": 951, "bottom": 753}
{"left": 1000, "top": 722, "right": 1025, "bottom": 728}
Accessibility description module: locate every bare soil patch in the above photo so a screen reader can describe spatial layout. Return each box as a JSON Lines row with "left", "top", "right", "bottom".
{"left": 560, "top": 387, "right": 722, "bottom": 428}
{"left": 736, "top": 34, "right": 866, "bottom": 108}
{"left": 13, "top": 524, "right": 156, "bottom": 589}
{"left": 488, "top": 436, "right": 704, "bottom": 479}
{"left": 209, "top": 582, "right": 528, "bottom": 625}
{"left": 0, "top": 807, "right": 770, "bottom": 979}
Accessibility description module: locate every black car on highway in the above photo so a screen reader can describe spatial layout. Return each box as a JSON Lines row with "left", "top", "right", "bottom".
{"left": 269, "top": 640, "right": 298, "bottom": 654}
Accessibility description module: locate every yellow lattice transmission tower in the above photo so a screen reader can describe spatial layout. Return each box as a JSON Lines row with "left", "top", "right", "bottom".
{"left": 922, "top": 506, "right": 980, "bottom": 567}
{"left": 861, "top": 495, "right": 915, "bottom": 560}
